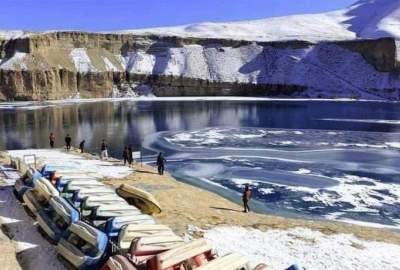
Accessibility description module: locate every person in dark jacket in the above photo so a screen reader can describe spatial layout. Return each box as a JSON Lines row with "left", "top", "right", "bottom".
{"left": 49, "top": 133, "right": 55, "bottom": 148}
{"left": 79, "top": 140, "right": 85, "bottom": 153}
{"left": 123, "top": 146, "right": 129, "bottom": 166}
{"left": 242, "top": 184, "right": 252, "bottom": 213}
{"left": 65, "top": 134, "right": 72, "bottom": 151}
{"left": 156, "top": 152, "right": 166, "bottom": 175}
{"left": 128, "top": 145, "right": 133, "bottom": 167}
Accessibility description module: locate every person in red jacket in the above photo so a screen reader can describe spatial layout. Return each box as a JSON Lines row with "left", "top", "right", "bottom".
{"left": 49, "top": 133, "right": 55, "bottom": 148}
{"left": 242, "top": 184, "right": 252, "bottom": 213}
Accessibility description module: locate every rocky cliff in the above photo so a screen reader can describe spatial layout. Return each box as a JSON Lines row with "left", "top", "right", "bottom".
{"left": 0, "top": 31, "right": 399, "bottom": 101}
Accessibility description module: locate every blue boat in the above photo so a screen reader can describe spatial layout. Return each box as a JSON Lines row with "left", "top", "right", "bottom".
{"left": 14, "top": 168, "right": 42, "bottom": 199}
{"left": 71, "top": 188, "right": 116, "bottom": 208}
{"left": 22, "top": 177, "right": 59, "bottom": 216}
{"left": 102, "top": 214, "right": 156, "bottom": 239}
{"left": 88, "top": 204, "right": 141, "bottom": 227}
{"left": 36, "top": 196, "right": 80, "bottom": 242}
{"left": 56, "top": 175, "right": 99, "bottom": 193}
{"left": 57, "top": 221, "right": 108, "bottom": 270}
{"left": 41, "top": 164, "right": 79, "bottom": 179}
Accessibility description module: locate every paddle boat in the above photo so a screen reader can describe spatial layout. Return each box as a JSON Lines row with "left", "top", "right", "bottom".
{"left": 146, "top": 239, "right": 216, "bottom": 270}
{"left": 196, "top": 253, "right": 269, "bottom": 270}
{"left": 41, "top": 164, "right": 79, "bottom": 178}
{"left": 101, "top": 235, "right": 183, "bottom": 270}
{"left": 56, "top": 176, "right": 100, "bottom": 192}
{"left": 64, "top": 181, "right": 106, "bottom": 193}
{"left": 14, "top": 167, "right": 42, "bottom": 199}
{"left": 62, "top": 181, "right": 106, "bottom": 200}
{"left": 88, "top": 204, "right": 142, "bottom": 227}
{"left": 102, "top": 214, "right": 156, "bottom": 239}
{"left": 35, "top": 177, "right": 60, "bottom": 201}
{"left": 100, "top": 255, "right": 137, "bottom": 270}
{"left": 71, "top": 187, "right": 117, "bottom": 207}
{"left": 129, "top": 235, "right": 184, "bottom": 265}
{"left": 80, "top": 195, "right": 127, "bottom": 216}
{"left": 57, "top": 221, "right": 108, "bottom": 270}
{"left": 36, "top": 196, "right": 80, "bottom": 242}
{"left": 22, "top": 177, "right": 60, "bottom": 216}
{"left": 23, "top": 188, "right": 48, "bottom": 216}
{"left": 117, "top": 224, "right": 176, "bottom": 253}
{"left": 116, "top": 184, "right": 162, "bottom": 215}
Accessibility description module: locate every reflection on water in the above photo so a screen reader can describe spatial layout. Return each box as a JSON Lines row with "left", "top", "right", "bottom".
{"left": 2, "top": 100, "right": 400, "bottom": 153}
{"left": 1, "top": 99, "right": 400, "bottom": 227}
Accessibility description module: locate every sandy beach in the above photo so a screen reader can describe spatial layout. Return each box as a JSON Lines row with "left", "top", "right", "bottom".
{"left": 98, "top": 155, "right": 400, "bottom": 244}
{"left": 1, "top": 149, "right": 400, "bottom": 270}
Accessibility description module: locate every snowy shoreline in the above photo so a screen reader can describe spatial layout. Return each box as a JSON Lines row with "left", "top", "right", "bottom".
{"left": 0, "top": 96, "right": 398, "bottom": 110}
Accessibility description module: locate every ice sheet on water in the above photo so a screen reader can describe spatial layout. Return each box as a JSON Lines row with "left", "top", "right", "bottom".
{"left": 152, "top": 127, "right": 400, "bottom": 227}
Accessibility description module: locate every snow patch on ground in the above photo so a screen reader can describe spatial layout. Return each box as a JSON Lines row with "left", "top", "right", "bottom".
{"left": 0, "top": 52, "right": 28, "bottom": 70}
{"left": 0, "top": 30, "right": 31, "bottom": 40}
{"left": 7, "top": 149, "right": 133, "bottom": 179}
{"left": 70, "top": 48, "right": 96, "bottom": 72}
{"left": 204, "top": 226, "right": 400, "bottom": 270}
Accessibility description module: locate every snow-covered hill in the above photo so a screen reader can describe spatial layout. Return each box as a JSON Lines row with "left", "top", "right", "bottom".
{"left": 1, "top": 0, "right": 400, "bottom": 101}
{"left": 121, "top": 0, "right": 400, "bottom": 42}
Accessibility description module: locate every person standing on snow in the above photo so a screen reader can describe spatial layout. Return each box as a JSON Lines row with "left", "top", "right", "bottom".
{"left": 49, "top": 133, "right": 56, "bottom": 148}
{"left": 128, "top": 145, "right": 133, "bottom": 167}
{"left": 123, "top": 146, "right": 129, "bottom": 165}
{"left": 100, "top": 140, "right": 108, "bottom": 160}
{"left": 242, "top": 184, "right": 252, "bottom": 213}
{"left": 79, "top": 140, "right": 85, "bottom": 153}
{"left": 65, "top": 134, "right": 72, "bottom": 151}
{"left": 156, "top": 152, "right": 166, "bottom": 175}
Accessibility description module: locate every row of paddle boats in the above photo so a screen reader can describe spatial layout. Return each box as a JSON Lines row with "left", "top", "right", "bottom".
{"left": 11, "top": 155, "right": 270, "bottom": 270}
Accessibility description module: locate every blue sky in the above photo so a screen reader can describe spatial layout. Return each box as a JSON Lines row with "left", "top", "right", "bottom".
{"left": 1, "top": 0, "right": 356, "bottom": 31}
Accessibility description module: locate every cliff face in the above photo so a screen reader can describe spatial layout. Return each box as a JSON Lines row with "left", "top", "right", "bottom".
{"left": 0, "top": 32, "right": 399, "bottom": 101}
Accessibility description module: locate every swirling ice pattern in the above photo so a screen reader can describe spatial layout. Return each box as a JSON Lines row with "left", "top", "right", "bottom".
{"left": 147, "top": 127, "right": 400, "bottom": 228}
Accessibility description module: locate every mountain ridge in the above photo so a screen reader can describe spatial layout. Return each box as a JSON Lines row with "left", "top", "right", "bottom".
{"left": 0, "top": 0, "right": 400, "bottom": 101}
{"left": 1, "top": 0, "right": 400, "bottom": 42}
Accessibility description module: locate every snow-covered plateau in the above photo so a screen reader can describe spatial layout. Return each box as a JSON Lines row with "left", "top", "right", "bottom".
{"left": 0, "top": 0, "right": 400, "bottom": 100}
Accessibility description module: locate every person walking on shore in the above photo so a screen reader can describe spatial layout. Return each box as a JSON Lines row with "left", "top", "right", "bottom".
{"left": 79, "top": 140, "right": 85, "bottom": 153}
{"left": 128, "top": 145, "right": 133, "bottom": 167}
{"left": 123, "top": 146, "right": 129, "bottom": 165}
{"left": 156, "top": 152, "right": 166, "bottom": 175}
{"left": 100, "top": 140, "right": 108, "bottom": 160}
{"left": 242, "top": 184, "right": 252, "bottom": 213}
{"left": 49, "top": 133, "right": 55, "bottom": 148}
{"left": 65, "top": 134, "right": 72, "bottom": 151}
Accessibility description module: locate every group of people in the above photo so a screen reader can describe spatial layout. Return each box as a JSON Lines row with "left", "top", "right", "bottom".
{"left": 48, "top": 132, "right": 92, "bottom": 156}
{"left": 48, "top": 132, "right": 252, "bottom": 213}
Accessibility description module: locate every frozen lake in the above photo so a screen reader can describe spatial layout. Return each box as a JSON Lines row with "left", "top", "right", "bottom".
{"left": 1, "top": 98, "right": 400, "bottom": 228}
